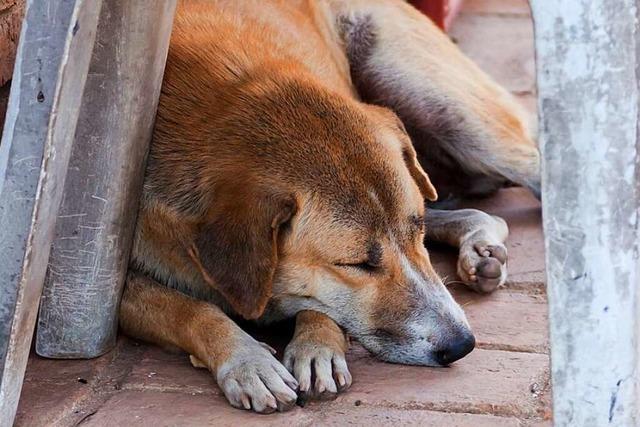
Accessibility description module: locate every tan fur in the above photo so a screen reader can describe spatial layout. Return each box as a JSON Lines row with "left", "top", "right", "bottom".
{"left": 119, "top": 0, "right": 538, "bottom": 413}
{"left": 121, "top": 272, "right": 237, "bottom": 370}
{"left": 283, "top": 310, "right": 351, "bottom": 397}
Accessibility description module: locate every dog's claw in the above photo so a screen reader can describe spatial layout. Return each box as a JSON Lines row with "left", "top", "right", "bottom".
{"left": 189, "top": 354, "right": 207, "bottom": 369}
{"left": 259, "top": 341, "right": 277, "bottom": 355}
{"left": 241, "top": 395, "right": 251, "bottom": 410}
{"left": 283, "top": 341, "right": 351, "bottom": 402}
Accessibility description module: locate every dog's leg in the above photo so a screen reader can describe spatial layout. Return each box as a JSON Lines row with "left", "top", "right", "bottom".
{"left": 282, "top": 310, "right": 351, "bottom": 401}
{"left": 327, "top": 0, "right": 540, "bottom": 198}
{"left": 425, "top": 209, "right": 509, "bottom": 293}
{"left": 119, "top": 272, "right": 298, "bottom": 413}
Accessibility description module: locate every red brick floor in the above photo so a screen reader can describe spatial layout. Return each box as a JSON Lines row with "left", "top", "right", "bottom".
{"left": 15, "top": 1, "right": 551, "bottom": 426}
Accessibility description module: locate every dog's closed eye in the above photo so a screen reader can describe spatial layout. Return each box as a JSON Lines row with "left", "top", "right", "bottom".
{"left": 334, "top": 242, "right": 383, "bottom": 273}
{"left": 334, "top": 260, "right": 379, "bottom": 272}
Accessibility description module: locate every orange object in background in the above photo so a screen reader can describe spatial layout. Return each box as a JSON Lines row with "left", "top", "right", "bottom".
{"left": 409, "top": 0, "right": 464, "bottom": 31}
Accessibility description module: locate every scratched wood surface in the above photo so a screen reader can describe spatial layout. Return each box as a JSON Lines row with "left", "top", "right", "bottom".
{"left": 531, "top": 1, "right": 640, "bottom": 425}
{"left": 35, "top": 0, "right": 177, "bottom": 358}
{"left": 0, "top": 0, "right": 103, "bottom": 424}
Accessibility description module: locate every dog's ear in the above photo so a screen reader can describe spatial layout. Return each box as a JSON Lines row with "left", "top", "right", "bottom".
{"left": 401, "top": 143, "right": 438, "bottom": 202}
{"left": 188, "top": 189, "right": 297, "bottom": 319}
{"left": 375, "top": 106, "right": 439, "bottom": 202}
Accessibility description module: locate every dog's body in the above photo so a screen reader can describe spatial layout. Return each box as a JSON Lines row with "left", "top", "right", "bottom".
{"left": 120, "top": 0, "right": 540, "bottom": 413}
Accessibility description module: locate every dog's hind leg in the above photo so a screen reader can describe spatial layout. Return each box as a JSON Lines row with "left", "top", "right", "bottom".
{"left": 425, "top": 209, "right": 509, "bottom": 293}
{"left": 120, "top": 272, "right": 298, "bottom": 413}
{"left": 325, "top": 0, "right": 540, "bottom": 198}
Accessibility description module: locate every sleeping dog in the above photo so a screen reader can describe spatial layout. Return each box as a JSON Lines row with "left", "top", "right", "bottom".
{"left": 120, "top": 0, "right": 540, "bottom": 414}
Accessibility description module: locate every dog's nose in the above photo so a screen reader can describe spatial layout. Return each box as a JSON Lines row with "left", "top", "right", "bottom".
{"left": 435, "top": 332, "right": 475, "bottom": 365}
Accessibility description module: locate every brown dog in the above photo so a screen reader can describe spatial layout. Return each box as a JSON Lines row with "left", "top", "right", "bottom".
{"left": 120, "top": 0, "right": 539, "bottom": 414}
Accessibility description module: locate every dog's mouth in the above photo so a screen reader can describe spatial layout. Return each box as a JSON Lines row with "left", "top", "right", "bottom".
{"left": 354, "top": 326, "right": 476, "bottom": 367}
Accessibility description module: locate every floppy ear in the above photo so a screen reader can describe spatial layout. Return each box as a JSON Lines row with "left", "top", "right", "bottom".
{"left": 188, "top": 190, "right": 297, "bottom": 319}
{"left": 378, "top": 106, "right": 439, "bottom": 202}
{"left": 401, "top": 143, "right": 438, "bottom": 202}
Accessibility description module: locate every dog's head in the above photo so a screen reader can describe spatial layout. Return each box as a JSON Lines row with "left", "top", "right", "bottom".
{"left": 176, "top": 75, "right": 474, "bottom": 366}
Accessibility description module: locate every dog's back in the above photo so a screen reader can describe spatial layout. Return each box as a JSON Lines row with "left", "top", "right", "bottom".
{"left": 170, "top": 0, "right": 354, "bottom": 97}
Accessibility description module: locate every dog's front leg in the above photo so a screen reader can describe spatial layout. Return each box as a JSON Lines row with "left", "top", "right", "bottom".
{"left": 119, "top": 272, "right": 298, "bottom": 413}
{"left": 283, "top": 310, "right": 352, "bottom": 401}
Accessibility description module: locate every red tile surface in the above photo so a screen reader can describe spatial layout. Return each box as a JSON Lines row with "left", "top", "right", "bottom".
{"left": 464, "top": 0, "right": 531, "bottom": 15}
{"left": 450, "top": 14, "right": 536, "bottom": 94}
{"left": 451, "top": 285, "right": 548, "bottom": 353}
{"left": 339, "top": 346, "right": 548, "bottom": 419}
{"left": 83, "top": 390, "right": 524, "bottom": 427}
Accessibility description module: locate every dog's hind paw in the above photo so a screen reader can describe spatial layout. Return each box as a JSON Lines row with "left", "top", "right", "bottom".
{"left": 457, "top": 225, "right": 508, "bottom": 293}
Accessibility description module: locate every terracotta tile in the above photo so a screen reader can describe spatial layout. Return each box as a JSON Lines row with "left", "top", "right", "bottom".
{"left": 317, "top": 407, "right": 522, "bottom": 427}
{"left": 463, "top": 0, "right": 531, "bottom": 16}
{"left": 15, "top": 338, "right": 148, "bottom": 426}
{"left": 121, "top": 346, "right": 219, "bottom": 396}
{"left": 15, "top": 354, "right": 109, "bottom": 426}
{"left": 79, "top": 390, "right": 528, "bottom": 426}
{"left": 81, "top": 391, "right": 314, "bottom": 427}
{"left": 450, "top": 14, "right": 535, "bottom": 94}
{"left": 451, "top": 285, "right": 548, "bottom": 353}
{"left": 338, "top": 346, "right": 549, "bottom": 419}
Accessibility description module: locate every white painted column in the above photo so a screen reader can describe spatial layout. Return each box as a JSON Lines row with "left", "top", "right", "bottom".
{"left": 531, "top": 1, "right": 639, "bottom": 426}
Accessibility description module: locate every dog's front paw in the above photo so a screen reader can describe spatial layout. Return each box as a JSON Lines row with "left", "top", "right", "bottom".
{"left": 283, "top": 336, "right": 352, "bottom": 402}
{"left": 212, "top": 337, "right": 298, "bottom": 414}
{"left": 457, "top": 225, "right": 508, "bottom": 293}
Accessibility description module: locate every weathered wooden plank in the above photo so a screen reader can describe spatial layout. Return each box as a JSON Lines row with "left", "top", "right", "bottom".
{"left": 0, "top": 0, "right": 103, "bottom": 424}
{"left": 531, "top": 1, "right": 640, "bottom": 425}
{"left": 35, "top": 0, "right": 176, "bottom": 358}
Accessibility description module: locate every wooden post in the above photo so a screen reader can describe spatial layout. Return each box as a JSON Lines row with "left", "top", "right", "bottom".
{"left": 531, "top": 1, "right": 640, "bottom": 425}
{"left": 0, "top": 0, "right": 103, "bottom": 424}
{"left": 36, "top": 0, "right": 176, "bottom": 358}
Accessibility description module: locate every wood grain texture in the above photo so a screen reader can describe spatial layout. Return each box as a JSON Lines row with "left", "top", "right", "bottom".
{"left": 35, "top": 0, "right": 177, "bottom": 359}
{"left": 0, "top": 0, "right": 103, "bottom": 424}
{"left": 531, "top": 1, "right": 640, "bottom": 425}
